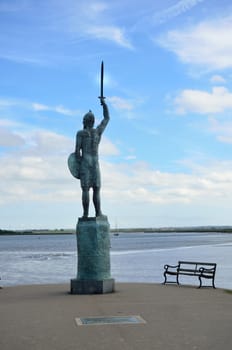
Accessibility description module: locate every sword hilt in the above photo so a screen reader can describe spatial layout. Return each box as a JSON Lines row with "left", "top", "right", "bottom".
{"left": 98, "top": 95, "right": 106, "bottom": 103}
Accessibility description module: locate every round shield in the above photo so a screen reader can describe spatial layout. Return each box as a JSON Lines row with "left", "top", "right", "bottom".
{"left": 68, "top": 153, "right": 80, "bottom": 179}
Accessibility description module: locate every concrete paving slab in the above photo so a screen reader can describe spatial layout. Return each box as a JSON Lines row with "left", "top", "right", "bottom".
{"left": 0, "top": 283, "right": 232, "bottom": 350}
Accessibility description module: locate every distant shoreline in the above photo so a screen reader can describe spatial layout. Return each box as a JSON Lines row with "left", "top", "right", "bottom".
{"left": 1, "top": 226, "right": 232, "bottom": 235}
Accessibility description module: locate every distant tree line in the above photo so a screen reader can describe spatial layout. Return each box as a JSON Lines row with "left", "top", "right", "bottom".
{"left": 0, "top": 229, "right": 74, "bottom": 235}
{"left": 0, "top": 229, "right": 20, "bottom": 235}
{"left": 1, "top": 226, "right": 232, "bottom": 235}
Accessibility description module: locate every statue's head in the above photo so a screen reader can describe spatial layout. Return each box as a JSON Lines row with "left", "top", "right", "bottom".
{"left": 83, "top": 110, "right": 95, "bottom": 128}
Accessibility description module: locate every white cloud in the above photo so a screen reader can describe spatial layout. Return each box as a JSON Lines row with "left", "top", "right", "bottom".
{"left": 158, "top": 15, "right": 232, "bottom": 70}
{"left": 108, "top": 96, "right": 134, "bottom": 111}
{"left": 0, "top": 128, "right": 75, "bottom": 204}
{"left": 175, "top": 86, "right": 232, "bottom": 114}
{"left": 101, "top": 160, "right": 232, "bottom": 207}
{"left": 0, "top": 98, "right": 80, "bottom": 116}
{"left": 32, "top": 102, "right": 80, "bottom": 116}
{"left": 0, "top": 53, "right": 48, "bottom": 66}
{"left": 124, "top": 155, "right": 137, "bottom": 160}
{"left": 210, "top": 75, "right": 226, "bottom": 84}
{"left": 100, "top": 137, "right": 120, "bottom": 156}
{"left": 0, "top": 1, "right": 133, "bottom": 67}
{"left": 0, "top": 126, "right": 120, "bottom": 203}
{"left": 32, "top": 103, "right": 49, "bottom": 111}
{"left": 87, "top": 25, "right": 133, "bottom": 49}
{"left": 31, "top": 130, "right": 73, "bottom": 155}
{"left": 208, "top": 118, "right": 232, "bottom": 144}
{"left": 77, "top": 1, "right": 109, "bottom": 20}
{"left": 1, "top": 123, "right": 229, "bottom": 208}
{"left": 56, "top": 1, "right": 133, "bottom": 49}
{"left": 1, "top": 135, "right": 232, "bottom": 227}
{"left": 0, "top": 118, "right": 20, "bottom": 127}
{"left": 0, "top": 152, "right": 72, "bottom": 204}
{"left": 87, "top": 2, "right": 108, "bottom": 16}
{"left": 0, "top": 127, "right": 25, "bottom": 147}
{"left": 79, "top": 2, "right": 133, "bottom": 49}
{"left": 152, "top": 0, "right": 204, "bottom": 24}
{"left": 0, "top": 98, "right": 18, "bottom": 108}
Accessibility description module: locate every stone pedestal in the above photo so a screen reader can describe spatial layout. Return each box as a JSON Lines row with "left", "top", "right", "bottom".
{"left": 70, "top": 216, "right": 115, "bottom": 294}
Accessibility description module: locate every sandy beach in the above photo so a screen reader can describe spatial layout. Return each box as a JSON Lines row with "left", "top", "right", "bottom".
{"left": 1, "top": 282, "right": 232, "bottom": 350}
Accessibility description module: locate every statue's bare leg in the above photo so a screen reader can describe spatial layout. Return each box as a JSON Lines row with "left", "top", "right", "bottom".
{"left": 82, "top": 187, "right": 89, "bottom": 218}
{"left": 93, "top": 186, "right": 102, "bottom": 217}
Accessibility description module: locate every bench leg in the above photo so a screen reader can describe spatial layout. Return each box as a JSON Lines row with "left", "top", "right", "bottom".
{"left": 199, "top": 276, "right": 216, "bottom": 288}
{"left": 163, "top": 272, "right": 179, "bottom": 285}
{"left": 198, "top": 276, "right": 202, "bottom": 288}
{"left": 163, "top": 272, "right": 167, "bottom": 285}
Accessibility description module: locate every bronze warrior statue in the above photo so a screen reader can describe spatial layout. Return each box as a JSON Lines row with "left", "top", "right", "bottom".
{"left": 68, "top": 97, "right": 110, "bottom": 218}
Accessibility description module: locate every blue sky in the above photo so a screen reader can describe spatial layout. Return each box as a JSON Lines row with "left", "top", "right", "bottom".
{"left": 1, "top": 0, "right": 232, "bottom": 229}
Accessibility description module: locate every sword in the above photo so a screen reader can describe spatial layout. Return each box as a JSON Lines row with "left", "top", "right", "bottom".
{"left": 98, "top": 61, "right": 105, "bottom": 102}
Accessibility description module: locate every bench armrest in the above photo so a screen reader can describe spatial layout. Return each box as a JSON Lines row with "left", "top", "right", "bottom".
{"left": 164, "top": 264, "right": 179, "bottom": 271}
{"left": 199, "top": 267, "right": 215, "bottom": 273}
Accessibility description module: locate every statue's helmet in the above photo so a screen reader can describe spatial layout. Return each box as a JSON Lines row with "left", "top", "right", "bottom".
{"left": 83, "top": 110, "right": 95, "bottom": 128}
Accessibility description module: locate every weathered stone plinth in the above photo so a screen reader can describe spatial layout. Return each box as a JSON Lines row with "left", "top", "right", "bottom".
{"left": 70, "top": 215, "right": 115, "bottom": 294}
{"left": 70, "top": 278, "right": 114, "bottom": 294}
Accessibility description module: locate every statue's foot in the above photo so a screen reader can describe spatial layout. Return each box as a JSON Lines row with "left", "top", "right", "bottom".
{"left": 96, "top": 211, "right": 103, "bottom": 217}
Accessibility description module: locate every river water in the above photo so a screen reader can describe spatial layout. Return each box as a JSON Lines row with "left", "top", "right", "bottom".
{"left": 0, "top": 232, "right": 232, "bottom": 289}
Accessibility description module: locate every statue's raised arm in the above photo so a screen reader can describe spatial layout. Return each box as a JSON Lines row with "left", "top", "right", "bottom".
{"left": 97, "top": 97, "right": 110, "bottom": 135}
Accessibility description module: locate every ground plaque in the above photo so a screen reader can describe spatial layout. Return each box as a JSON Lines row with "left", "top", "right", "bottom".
{"left": 75, "top": 315, "right": 146, "bottom": 326}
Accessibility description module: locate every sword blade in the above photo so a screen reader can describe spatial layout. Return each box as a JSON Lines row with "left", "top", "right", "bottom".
{"left": 101, "top": 61, "right": 104, "bottom": 97}
{"left": 99, "top": 61, "right": 105, "bottom": 100}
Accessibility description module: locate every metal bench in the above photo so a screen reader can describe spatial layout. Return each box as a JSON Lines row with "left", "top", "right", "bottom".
{"left": 163, "top": 261, "right": 217, "bottom": 288}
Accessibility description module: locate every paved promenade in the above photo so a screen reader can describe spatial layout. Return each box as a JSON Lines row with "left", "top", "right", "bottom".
{"left": 1, "top": 283, "right": 232, "bottom": 350}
